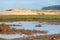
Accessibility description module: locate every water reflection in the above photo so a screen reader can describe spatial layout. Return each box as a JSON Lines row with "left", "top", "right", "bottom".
{"left": 0, "top": 34, "right": 28, "bottom": 39}
{"left": 0, "top": 21, "right": 60, "bottom": 34}
{"left": 0, "top": 21, "right": 60, "bottom": 39}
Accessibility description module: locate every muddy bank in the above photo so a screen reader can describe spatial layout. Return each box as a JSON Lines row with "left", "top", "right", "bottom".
{"left": 0, "top": 18, "right": 60, "bottom": 22}
{"left": 7, "top": 24, "right": 22, "bottom": 26}
{"left": 0, "top": 34, "right": 60, "bottom": 40}
{"left": 0, "top": 24, "right": 47, "bottom": 35}
{"left": 10, "top": 34, "right": 60, "bottom": 40}
{"left": 0, "top": 38, "right": 6, "bottom": 40}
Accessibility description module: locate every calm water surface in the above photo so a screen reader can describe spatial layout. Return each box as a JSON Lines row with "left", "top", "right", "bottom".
{"left": 0, "top": 21, "right": 60, "bottom": 39}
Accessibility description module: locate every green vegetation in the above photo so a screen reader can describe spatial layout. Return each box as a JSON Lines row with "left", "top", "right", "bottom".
{"left": 0, "top": 15, "right": 60, "bottom": 19}
{"left": 0, "top": 15, "right": 60, "bottom": 22}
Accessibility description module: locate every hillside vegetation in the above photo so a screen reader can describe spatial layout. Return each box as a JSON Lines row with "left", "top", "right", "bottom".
{"left": 42, "top": 5, "right": 60, "bottom": 10}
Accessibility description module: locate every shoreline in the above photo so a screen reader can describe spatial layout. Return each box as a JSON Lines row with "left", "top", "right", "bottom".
{"left": 0, "top": 18, "right": 60, "bottom": 22}
{"left": 0, "top": 34, "right": 60, "bottom": 40}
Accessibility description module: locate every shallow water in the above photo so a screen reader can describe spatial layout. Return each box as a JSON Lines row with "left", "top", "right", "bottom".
{"left": 0, "top": 21, "right": 60, "bottom": 39}
{"left": 0, "top": 34, "right": 28, "bottom": 39}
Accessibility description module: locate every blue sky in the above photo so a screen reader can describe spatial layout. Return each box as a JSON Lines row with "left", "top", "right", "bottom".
{"left": 0, "top": 0, "right": 60, "bottom": 10}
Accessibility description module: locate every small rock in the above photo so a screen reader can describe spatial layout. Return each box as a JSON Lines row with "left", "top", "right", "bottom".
{"left": 35, "top": 24, "right": 42, "bottom": 27}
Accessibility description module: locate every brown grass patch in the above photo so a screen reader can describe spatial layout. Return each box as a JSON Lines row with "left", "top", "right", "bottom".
{"left": 0, "top": 24, "right": 47, "bottom": 35}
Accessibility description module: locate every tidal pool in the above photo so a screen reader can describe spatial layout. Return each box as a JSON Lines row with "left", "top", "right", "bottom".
{"left": 0, "top": 21, "right": 60, "bottom": 39}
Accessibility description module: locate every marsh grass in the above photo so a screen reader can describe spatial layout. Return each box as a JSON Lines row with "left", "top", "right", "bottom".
{"left": 0, "top": 15, "right": 60, "bottom": 19}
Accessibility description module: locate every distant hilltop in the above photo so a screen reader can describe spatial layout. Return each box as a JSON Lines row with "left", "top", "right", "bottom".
{"left": 0, "top": 9, "right": 60, "bottom": 15}
{"left": 41, "top": 5, "right": 60, "bottom": 10}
